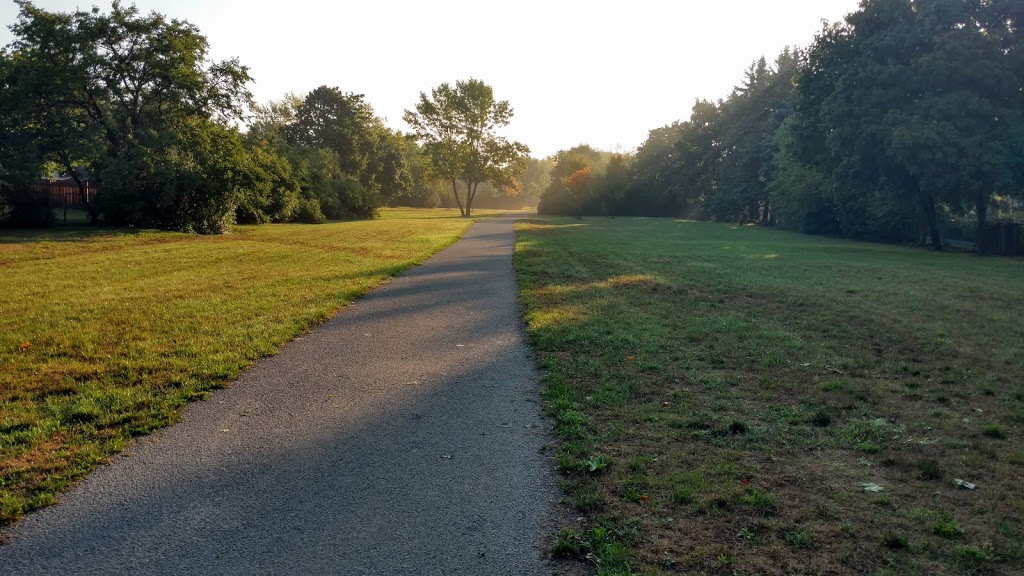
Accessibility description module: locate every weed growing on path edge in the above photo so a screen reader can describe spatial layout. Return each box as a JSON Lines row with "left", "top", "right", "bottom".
{"left": 0, "top": 208, "right": 498, "bottom": 527}
{"left": 515, "top": 217, "right": 1024, "bottom": 575}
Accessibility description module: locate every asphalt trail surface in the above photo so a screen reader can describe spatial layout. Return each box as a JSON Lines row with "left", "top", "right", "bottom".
{"left": 1, "top": 214, "right": 556, "bottom": 575}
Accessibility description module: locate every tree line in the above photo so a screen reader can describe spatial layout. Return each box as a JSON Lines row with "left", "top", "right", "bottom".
{"left": 539, "top": 0, "right": 1023, "bottom": 254}
{"left": 0, "top": 2, "right": 534, "bottom": 232}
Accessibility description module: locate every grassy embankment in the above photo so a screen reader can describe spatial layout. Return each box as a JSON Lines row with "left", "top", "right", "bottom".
{"left": 0, "top": 207, "right": 497, "bottom": 526}
{"left": 515, "top": 217, "right": 1024, "bottom": 575}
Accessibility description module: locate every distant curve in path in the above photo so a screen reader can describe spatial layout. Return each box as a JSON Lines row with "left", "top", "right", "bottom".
{"left": 1, "top": 214, "right": 556, "bottom": 576}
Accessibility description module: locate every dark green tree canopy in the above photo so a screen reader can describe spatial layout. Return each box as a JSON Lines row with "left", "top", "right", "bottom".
{"left": 286, "top": 87, "right": 379, "bottom": 178}
{"left": 1, "top": 0, "right": 252, "bottom": 231}
{"left": 564, "top": 0, "right": 1022, "bottom": 254}
{"left": 782, "top": 0, "right": 1024, "bottom": 249}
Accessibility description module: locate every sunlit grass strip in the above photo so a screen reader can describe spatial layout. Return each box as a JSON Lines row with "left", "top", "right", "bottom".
{"left": 0, "top": 208, "right": 495, "bottom": 525}
{"left": 515, "top": 217, "right": 1024, "bottom": 575}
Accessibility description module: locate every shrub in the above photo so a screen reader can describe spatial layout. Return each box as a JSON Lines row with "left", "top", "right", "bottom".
{"left": 97, "top": 120, "right": 246, "bottom": 234}
{"left": 982, "top": 423, "right": 1007, "bottom": 439}
{"left": 235, "top": 142, "right": 302, "bottom": 224}
{"left": 0, "top": 185, "right": 54, "bottom": 228}
{"left": 295, "top": 198, "right": 326, "bottom": 224}
{"left": 330, "top": 174, "right": 380, "bottom": 220}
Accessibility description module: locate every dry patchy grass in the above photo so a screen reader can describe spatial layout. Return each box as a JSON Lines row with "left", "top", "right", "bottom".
{"left": 516, "top": 217, "right": 1024, "bottom": 576}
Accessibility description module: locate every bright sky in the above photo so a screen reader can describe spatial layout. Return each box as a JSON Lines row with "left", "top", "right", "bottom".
{"left": 1, "top": 0, "right": 861, "bottom": 158}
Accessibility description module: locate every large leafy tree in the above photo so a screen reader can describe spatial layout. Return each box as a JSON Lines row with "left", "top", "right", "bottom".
{"left": 626, "top": 99, "right": 721, "bottom": 218}
{"left": 257, "top": 88, "right": 405, "bottom": 220}
{"left": 782, "top": 0, "right": 1023, "bottom": 250}
{"left": 672, "top": 100, "right": 722, "bottom": 217}
{"left": 286, "top": 86, "right": 378, "bottom": 179}
{"left": 368, "top": 128, "right": 415, "bottom": 205}
{"left": 537, "top": 145, "right": 605, "bottom": 216}
{"left": 883, "top": 0, "right": 1023, "bottom": 253}
{"left": 517, "top": 156, "right": 554, "bottom": 206}
{"left": 711, "top": 49, "right": 800, "bottom": 224}
{"left": 594, "top": 154, "right": 631, "bottom": 216}
{"left": 404, "top": 78, "right": 529, "bottom": 216}
{"left": 247, "top": 89, "right": 399, "bottom": 222}
{"left": 628, "top": 122, "right": 690, "bottom": 216}
{"left": 2, "top": 0, "right": 252, "bottom": 232}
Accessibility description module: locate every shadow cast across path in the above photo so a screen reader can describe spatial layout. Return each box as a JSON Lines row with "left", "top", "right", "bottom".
{"left": 0, "top": 214, "right": 557, "bottom": 576}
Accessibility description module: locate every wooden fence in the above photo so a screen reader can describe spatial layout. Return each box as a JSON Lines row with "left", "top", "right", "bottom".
{"left": 36, "top": 179, "right": 97, "bottom": 208}
{"left": 980, "top": 221, "right": 1023, "bottom": 255}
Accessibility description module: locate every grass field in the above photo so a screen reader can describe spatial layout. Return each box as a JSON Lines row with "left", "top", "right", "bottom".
{"left": 0, "top": 207, "right": 493, "bottom": 526}
{"left": 514, "top": 217, "right": 1024, "bottom": 575}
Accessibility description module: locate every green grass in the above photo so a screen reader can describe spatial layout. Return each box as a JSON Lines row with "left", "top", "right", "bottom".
{"left": 515, "top": 217, "right": 1024, "bottom": 575}
{"left": 0, "top": 207, "right": 494, "bottom": 526}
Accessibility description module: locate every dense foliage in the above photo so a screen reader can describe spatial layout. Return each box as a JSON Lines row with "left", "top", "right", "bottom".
{"left": 244, "top": 87, "right": 406, "bottom": 223}
{"left": 0, "top": 1, "right": 254, "bottom": 232}
{"left": 0, "top": 1, "right": 408, "bottom": 232}
{"left": 0, "top": 4, "right": 540, "bottom": 232}
{"left": 539, "top": 0, "right": 1023, "bottom": 253}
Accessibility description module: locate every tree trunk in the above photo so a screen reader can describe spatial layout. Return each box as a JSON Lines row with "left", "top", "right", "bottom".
{"left": 975, "top": 188, "right": 989, "bottom": 255}
{"left": 63, "top": 159, "right": 99, "bottom": 224}
{"left": 918, "top": 189, "right": 943, "bottom": 251}
{"left": 760, "top": 199, "right": 772, "bottom": 225}
{"left": 450, "top": 179, "right": 465, "bottom": 217}
{"left": 465, "top": 181, "right": 477, "bottom": 217}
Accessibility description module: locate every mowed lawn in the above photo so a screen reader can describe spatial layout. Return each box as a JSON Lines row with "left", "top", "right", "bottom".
{"left": 515, "top": 218, "right": 1024, "bottom": 576}
{"left": 0, "top": 207, "right": 493, "bottom": 526}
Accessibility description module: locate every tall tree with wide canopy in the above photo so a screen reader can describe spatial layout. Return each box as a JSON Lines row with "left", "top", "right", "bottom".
{"left": 286, "top": 86, "right": 378, "bottom": 180}
{"left": 627, "top": 99, "right": 721, "bottom": 218}
{"left": 248, "top": 89, "right": 400, "bottom": 222}
{"left": 404, "top": 79, "right": 529, "bottom": 216}
{"left": 712, "top": 49, "right": 800, "bottom": 224}
{"left": 783, "top": 0, "right": 1023, "bottom": 250}
{"left": 2, "top": 0, "right": 252, "bottom": 231}
{"left": 538, "top": 145, "right": 604, "bottom": 216}
{"left": 628, "top": 122, "right": 690, "bottom": 216}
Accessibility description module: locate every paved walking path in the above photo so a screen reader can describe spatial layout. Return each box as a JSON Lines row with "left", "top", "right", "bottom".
{"left": 1, "top": 214, "right": 555, "bottom": 575}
